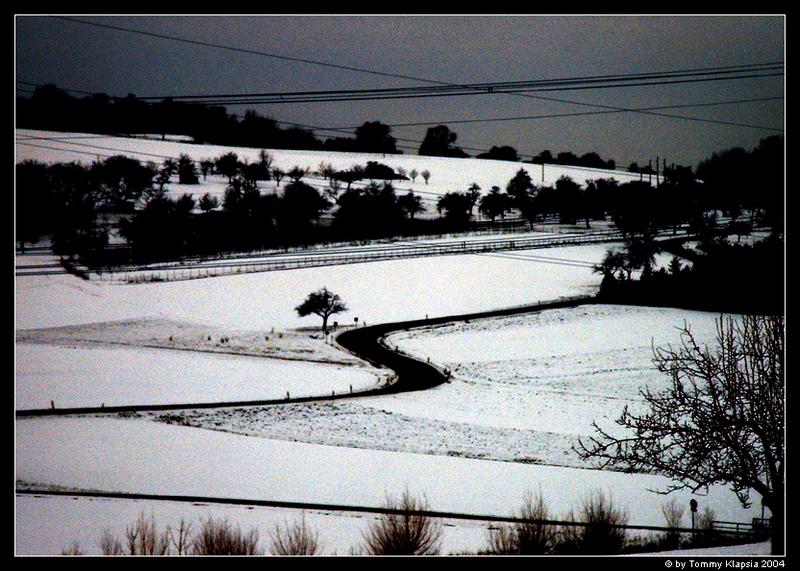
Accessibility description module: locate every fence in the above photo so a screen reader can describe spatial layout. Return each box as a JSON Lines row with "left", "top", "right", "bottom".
{"left": 15, "top": 488, "right": 765, "bottom": 541}
{"left": 85, "top": 229, "right": 626, "bottom": 283}
{"left": 713, "top": 519, "right": 772, "bottom": 534}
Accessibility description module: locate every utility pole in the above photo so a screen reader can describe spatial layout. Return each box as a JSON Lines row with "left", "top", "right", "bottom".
{"left": 656, "top": 156, "right": 660, "bottom": 187}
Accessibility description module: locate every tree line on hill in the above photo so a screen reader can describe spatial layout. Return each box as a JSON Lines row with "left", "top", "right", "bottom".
{"left": 20, "top": 84, "right": 629, "bottom": 168}
{"left": 15, "top": 150, "right": 439, "bottom": 263}
{"left": 16, "top": 134, "right": 782, "bottom": 273}
{"left": 588, "top": 134, "right": 784, "bottom": 316}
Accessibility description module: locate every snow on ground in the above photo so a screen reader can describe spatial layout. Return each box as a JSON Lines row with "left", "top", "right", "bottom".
{"left": 15, "top": 129, "right": 652, "bottom": 217}
{"left": 15, "top": 493, "right": 489, "bottom": 555}
{"left": 16, "top": 131, "right": 770, "bottom": 555}
{"left": 16, "top": 492, "right": 772, "bottom": 556}
{"left": 652, "top": 541, "right": 772, "bottom": 556}
{"left": 15, "top": 342, "right": 383, "bottom": 410}
{"left": 16, "top": 316, "right": 363, "bottom": 365}
{"left": 382, "top": 304, "right": 729, "bottom": 435}
{"left": 148, "top": 305, "right": 731, "bottom": 469}
{"left": 15, "top": 243, "right": 610, "bottom": 331}
{"left": 16, "top": 417, "right": 763, "bottom": 534}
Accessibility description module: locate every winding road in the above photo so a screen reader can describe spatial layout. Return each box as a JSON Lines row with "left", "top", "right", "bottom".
{"left": 15, "top": 296, "right": 594, "bottom": 418}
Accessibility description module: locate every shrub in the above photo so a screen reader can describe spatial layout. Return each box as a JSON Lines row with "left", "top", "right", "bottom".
{"left": 124, "top": 512, "right": 170, "bottom": 555}
{"left": 361, "top": 489, "right": 442, "bottom": 555}
{"left": 485, "top": 491, "right": 553, "bottom": 554}
{"left": 688, "top": 506, "right": 719, "bottom": 548}
{"left": 61, "top": 541, "right": 85, "bottom": 555}
{"left": 98, "top": 529, "right": 123, "bottom": 555}
{"left": 553, "top": 490, "right": 628, "bottom": 554}
{"left": 192, "top": 516, "right": 261, "bottom": 555}
{"left": 269, "top": 516, "right": 321, "bottom": 555}
{"left": 659, "top": 497, "right": 685, "bottom": 549}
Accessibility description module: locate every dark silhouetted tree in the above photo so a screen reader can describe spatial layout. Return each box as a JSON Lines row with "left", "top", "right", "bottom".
{"left": 532, "top": 149, "right": 553, "bottom": 164}
{"left": 295, "top": 287, "right": 348, "bottom": 331}
{"left": 278, "top": 181, "right": 330, "bottom": 236}
{"left": 92, "top": 155, "right": 155, "bottom": 211}
{"left": 354, "top": 121, "right": 399, "bottom": 154}
{"left": 198, "top": 193, "right": 219, "bottom": 213}
{"left": 477, "top": 145, "right": 519, "bottom": 162}
{"left": 436, "top": 191, "right": 472, "bottom": 224}
{"left": 466, "top": 183, "right": 481, "bottom": 217}
{"left": 272, "top": 167, "right": 286, "bottom": 186}
{"left": 479, "top": 187, "right": 510, "bottom": 222}
{"left": 177, "top": 154, "right": 199, "bottom": 184}
{"left": 554, "top": 175, "right": 583, "bottom": 225}
{"left": 418, "top": 125, "right": 468, "bottom": 158}
{"left": 287, "top": 165, "right": 309, "bottom": 182}
{"left": 506, "top": 168, "right": 536, "bottom": 208}
{"left": 15, "top": 160, "right": 54, "bottom": 250}
{"left": 215, "top": 152, "right": 240, "bottom": 183}
{"left": 398, "top": 191, "right": 425, "bottom": 219}
{"left": 199, "top": 159, "right": 214, "bottom": 180}
{"left": 577, "top": 315, "right": 784, "bottom": 554}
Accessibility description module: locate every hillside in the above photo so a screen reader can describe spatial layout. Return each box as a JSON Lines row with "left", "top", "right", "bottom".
{"left": 15, "top": 129, "right": 653, "bottom": 217}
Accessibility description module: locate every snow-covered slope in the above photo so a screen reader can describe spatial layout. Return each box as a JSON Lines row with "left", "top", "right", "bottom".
{"left": 15, "top": 129, "right": 651, "bottom": 214}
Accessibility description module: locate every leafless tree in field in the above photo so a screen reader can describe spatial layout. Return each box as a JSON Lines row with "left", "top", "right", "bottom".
{"left": 576, "top": 315, "right": 784, "bottom": 554}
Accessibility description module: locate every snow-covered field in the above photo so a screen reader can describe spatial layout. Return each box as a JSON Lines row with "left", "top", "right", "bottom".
{"left": 15, "top": 342, "right": 382, "bottom": 410}
{"left": 15, "top": 133, "right": 772, "bottom": 556}
{"left": 15, "top": 493, "right": 490, "bottom": 556}
{"left": 16, "top": 417, "right": 762, "bottom": 541}
{"left": 16, "top": 243, "right": 608, "bottom": 331}
{"left": 15, "top": 130, "right": 651, "bottom": 214}
{"left": 146, "top": 305, "right": 735, "bottom": 470}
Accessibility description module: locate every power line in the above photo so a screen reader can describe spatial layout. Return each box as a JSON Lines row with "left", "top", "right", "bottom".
{"left": 135, "top": 63, "right": 783, "bottom": 102}
{"left": 330, "top": 96, "right": 784, "bottom": 130}
{"left": 52, "top": 16, "right": 783, "bottom": 135}
{"left": 54, "top": 16, "right": 434, "bottom": 84}
{"left": 145, "top": 72, "right": 783, "bottom": 105}
{"left": 17, "top": 80, "right": 99, "bottom": 96}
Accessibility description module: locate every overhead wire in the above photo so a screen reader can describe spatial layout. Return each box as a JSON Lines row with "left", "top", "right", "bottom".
{"left": 51, "top": 16, "right": 784, "bottom": 135}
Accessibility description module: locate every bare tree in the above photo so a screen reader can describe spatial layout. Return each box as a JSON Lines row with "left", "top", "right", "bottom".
{"left": 288, "top": 165, "right": 309, "bottom": 182}
{"left": 272, "top": 167, "right": 286, "bottom": 186}
{"left": 98, "top": 529, "right": 124, "bottom": 555}
{"left": 317, "top": 161, "right": 335, "bottom": 180}
{"left": 660, "top": 497, "right": 685, "bottom": 549}
{"left": 168, "top": 519, "right": 194, "bottom": 555}
{"left": 576, "top": 315, "right": 785, "bottom": 554}
{"left": 421, "top": 169, "right": 431, "bottom": 184}
{"left": 361, "top": 490, "right": 442, "bottom": 555}
{"left": 124, "top": 512, "right": 170, "bottom": 555}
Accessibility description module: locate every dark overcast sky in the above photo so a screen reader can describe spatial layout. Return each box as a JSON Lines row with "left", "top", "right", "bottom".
{"left": 15, "top": 14, "right": 785, "bottom": 168}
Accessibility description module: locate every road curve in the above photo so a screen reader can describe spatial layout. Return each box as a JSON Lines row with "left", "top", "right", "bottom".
{"left": 15, "top": 296, "right": 595, "bottom": 418}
